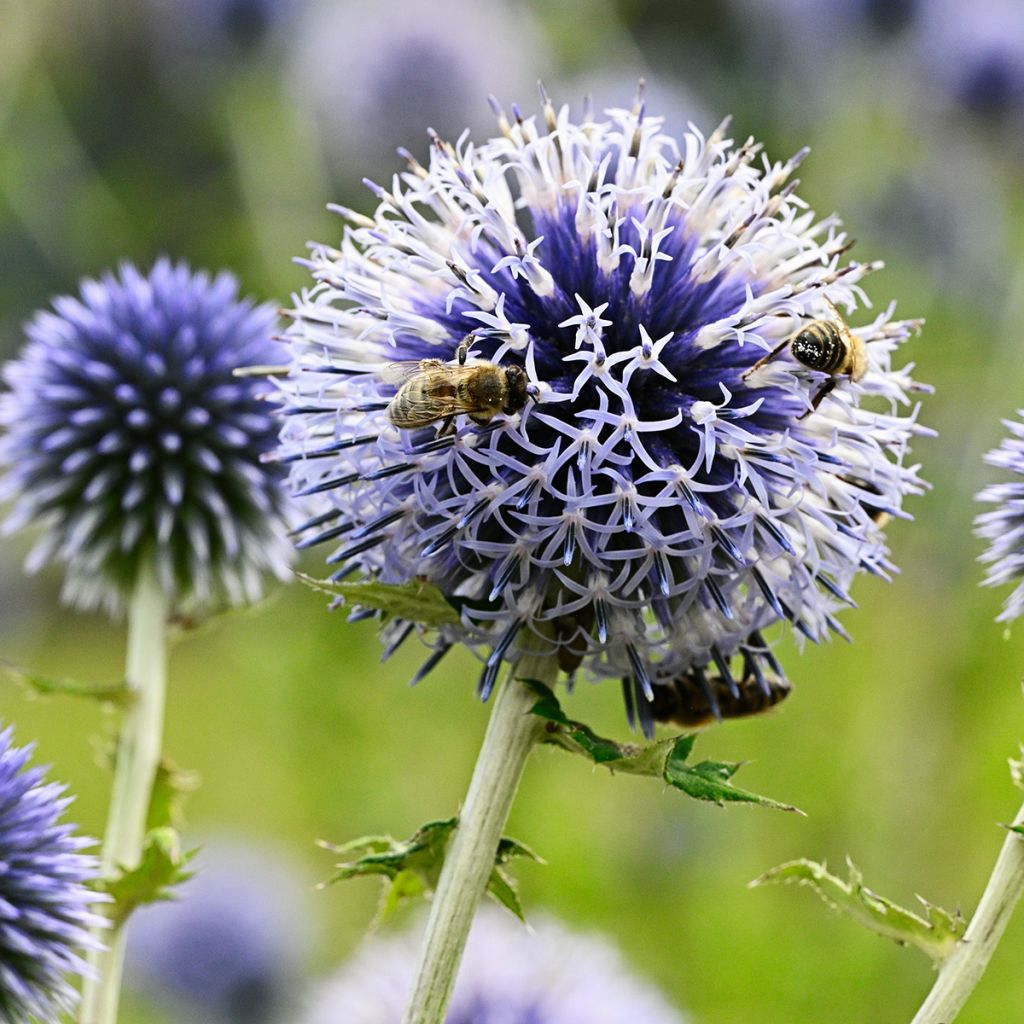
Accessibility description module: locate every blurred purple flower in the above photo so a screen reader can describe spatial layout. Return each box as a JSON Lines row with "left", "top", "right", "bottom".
{"left": 278, "top": 92, "right": 928, "bottom": 734}
{"left": 976, "top": 412, "right": 1024, "bottom": 622}
{"left": 287, "top": 0, "right": 552, "bottom": 179}
{"left": 0, "top": 724, "right": 106, "bottom": 1024}
{"left": 302, "top": 906, "right": 686, "bottom": 1024}
{"left": 0, "top": 259, "right": 293, "bottom": 615}
{"left": 124, "top": 839, "right": 310, "bottom": 1024}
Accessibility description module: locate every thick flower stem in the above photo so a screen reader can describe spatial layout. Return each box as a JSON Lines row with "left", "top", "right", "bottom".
{"left": 401, "top": 653, "right": 554, "bottom": 1024}
{"left": 79, "top": 568, "right": 169, "bottom": 1024}
{"left": 910, "top": 802, "right": 1024, "bottom": 1024}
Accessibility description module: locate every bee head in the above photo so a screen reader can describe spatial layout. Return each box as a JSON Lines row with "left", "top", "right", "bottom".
{"left": 503, "top": 365, "right": 529, "bottom": 415}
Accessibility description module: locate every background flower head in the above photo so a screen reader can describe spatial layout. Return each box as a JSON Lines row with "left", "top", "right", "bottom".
{"left": 302, "top": 905, "right": 686, "bottom": 1024}
{"left": 124, "top": 837, "right": 311, "bottom": 1024}
{"left": 975, "top": 411, "right": 1024, "bottom": 622}
{"left": 0, "top": 724, "right": 106, "bottom": 1024}
{"left": 287, "top": 0, "right": 552, "bottom": 183}
{"left": 279, "top": 92, "right": 928, "bottom": 732}
{"left": 0, "top": 259, "right": 293, "bottom": 615}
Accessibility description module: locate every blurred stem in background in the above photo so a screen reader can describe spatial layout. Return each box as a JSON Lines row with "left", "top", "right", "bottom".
{"left": 910, "top": 802, "right": 1024, "bottom": 1024}
{"left": 401, "top": 653, "right": 555, "bottom": 1024}
{"left": 79, "top": 566, "right": 169, "bottom": 1024}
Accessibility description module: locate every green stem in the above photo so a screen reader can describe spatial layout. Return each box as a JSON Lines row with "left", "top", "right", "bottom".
{"left": 79, "top": 568, "right": 169, "bottom": 1024}
{"left": 400, "top": 652, "right": 554, "bottom": 1024}
{"left": 909, "top": 801, "right": 1024, "bottom": 1024}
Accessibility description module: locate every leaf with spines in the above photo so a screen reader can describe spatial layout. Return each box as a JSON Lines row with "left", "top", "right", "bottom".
{"left": 1, "top": 658, "right": 131, "bottom": 704}
{"left": 104, "top": 826, "right": 195, "bottom": 925}
{"left": 526, "top": 681, "right": 800, "bottom": 813}
{"left": 296, "top": 574, "right": 461, "bottom": 626}
{"left": 145, "top": 758, "right": 200, "bottom": 832}
{"left": 750, "top": 858, "right": 964, "bottom": 963}
{"left": 321, "top": 819, "right": 542, "bottom": 923}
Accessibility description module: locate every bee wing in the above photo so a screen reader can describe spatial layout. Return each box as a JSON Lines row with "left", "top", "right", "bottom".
{"left": 377, "top": 360, "right": 437, "bottom": 386}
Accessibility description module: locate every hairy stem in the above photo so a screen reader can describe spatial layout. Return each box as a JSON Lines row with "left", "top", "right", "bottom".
{"left": 401, "top": 653, "right": 553, "bottom": 1024}
{"left": 910, "top": 802, "right": 1024, "bottom": 1024}
{"left": 79, "top": 568, "right": 169, "bottom": 1024}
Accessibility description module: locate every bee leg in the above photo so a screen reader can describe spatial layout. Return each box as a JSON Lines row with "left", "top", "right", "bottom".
{"left": 742, "top": 338, "right": 791, "bottom": 381}
{"left": 436, "top": 415, "right": 457, "bottom": 437}
{"left": 456, "top": 340, "right": 469, "bottom": 366}
{"left": 798, "top": 378, "right": 838, "bottom": 419}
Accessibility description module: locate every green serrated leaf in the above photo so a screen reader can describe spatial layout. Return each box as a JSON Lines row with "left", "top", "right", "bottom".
{"left": 145, "top": 758, "right": 200, "bottom": 832}
{"left": 663, "top": 742, "right": 801, "bottom": 813}
{"left": 104, "top": 827, "right": 195, "bottom": 925}
{"left": 750, "top": 858, "right": 964, "bottom": 963}
{"left": 1, "top": 659, "right": 131, "bottom": 704}
{"left": 296, "top": 574, "right": 461, "bottom": 627}
{"left": 528, "top": 680, "right": 799, "bottom": 813}
{"left": 321, "top": 818, "right": 542, "bottom": 923}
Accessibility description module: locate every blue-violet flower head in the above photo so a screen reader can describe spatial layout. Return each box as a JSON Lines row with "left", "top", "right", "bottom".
{"left": 975, "top": 412, "right": 1024, "bottom": 621}
{"left": 125, "top": 838, "right": 309, "bottom": 1023}
{"left": 278, "top": 91, "right": 929, "bottom": 733}
{"left": 0, "top": 259, "right": 293, "bottom": 615}
{"left": 302, "top": 905, "right": 687, "bottom": 1024}
{"left": 0, "top": 724, "right": 107, "bottom": 1024}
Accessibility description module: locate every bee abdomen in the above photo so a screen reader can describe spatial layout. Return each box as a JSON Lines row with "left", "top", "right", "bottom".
{"left": 790, "top": 322, "right": 846, "bottom": 373}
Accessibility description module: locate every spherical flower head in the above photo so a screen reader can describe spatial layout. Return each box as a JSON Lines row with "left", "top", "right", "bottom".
{"left": 288, "top": 0, "right": 551, "bottom": 179}
{"left": 0, "top": 259, "right": 294, "bottom": 615}
{"left": 0, "top": 724, "right": 107, "bottom": 1023}
{"left": 125, "top": 839, "right": 309, "bottom": 1023}
{"left": 279, "top": 91, "right": 928, "bottom": 733}
{"left": 975, "top": 412, "right": 1024, "bottom": 621}
{"left": 303, "top": 906, "right": 686, "bottom": 1024}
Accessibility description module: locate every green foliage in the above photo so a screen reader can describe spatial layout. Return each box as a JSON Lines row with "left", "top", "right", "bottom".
{"left": 750, "top": 858, "right": 964, "bottom": 963}
{"left": 321, "top": 819, "right": 543, "bottom": 922}
{"left": 103, "top": 827, "right": 195, "bottom": 926}
{"left": 526, "top": 681, "right": 801, "bottom": 813}
{"left": 145, "top": 757, "right": 199, "bottom": 833}
{"left": 296, "top": 574, "right": 461, "bottom": 627}
{"left": 0, "top": 658, "right": 130, "bottom": 704}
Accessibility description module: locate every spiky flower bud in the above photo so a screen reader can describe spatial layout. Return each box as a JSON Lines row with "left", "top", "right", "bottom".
{"left": 0, "top": 724, "right": 106, "bottom": 1023}
{"left": 0, "top": 259, "right": 293, "bottom": 615}
{"left": 303, "top": 907, "right": 686, "bottom": 1024}
{"left": 278, "top": 91, "right": 928, "bottom": 732}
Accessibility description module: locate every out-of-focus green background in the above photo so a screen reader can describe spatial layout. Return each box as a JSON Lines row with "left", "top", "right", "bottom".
{"left": 3, "top": 0, "right": 1024, "bottom": 1021}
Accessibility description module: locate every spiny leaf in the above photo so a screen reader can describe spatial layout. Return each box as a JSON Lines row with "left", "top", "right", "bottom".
{"left": 1, "top": 659, "right": 131, "bottom": 704}
{"left": 750, "top": 858, "right": 964, "bottom": 963}
{"left": 145, "top": 758, "right": 200, "bottom": 833}
{"left": 296, "top": 574, "right": 460, "bottom": 626}
{"left": 663, "top": 742, "right": 801, "bottom": 813}
{"left": 320, "top": 819, "right": 542, "bottom": 923}
{"left": 527, "top": 680, "right": 800, "bottom": 813}
{"left": 104, "top": 827, "right": 195, "bottom": 925}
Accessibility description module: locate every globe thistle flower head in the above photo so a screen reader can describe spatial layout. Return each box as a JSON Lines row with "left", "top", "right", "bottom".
{"left": 975, "top": 413, "right": 1024, "bottom": 622}
{"left": 303, "top": 906, "right": 686, "bottom": 1024}
{"left": 125, "top": 839, "right": 309, "bottom": 1023}
{"left": 279, "top": 89, "right": 928, "bottom": 734}
{"left": 0, "top": 724, "right": 107, "bottom": 1024}
{"left": 0, "top": 259, "right": 294, "bottom": 616}
{"left": 287, "top": 0, "right": 551, "bottom": 179}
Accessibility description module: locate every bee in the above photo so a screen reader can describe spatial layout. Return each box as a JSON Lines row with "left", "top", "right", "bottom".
{"left": 744, "top": 299, "right": 868, "bottom": 415}
{"left": 651, "top": 666, "right": 792, "bottom": 729}
{"left": 385, "top": 340, "right": 529, "bottom": 434}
